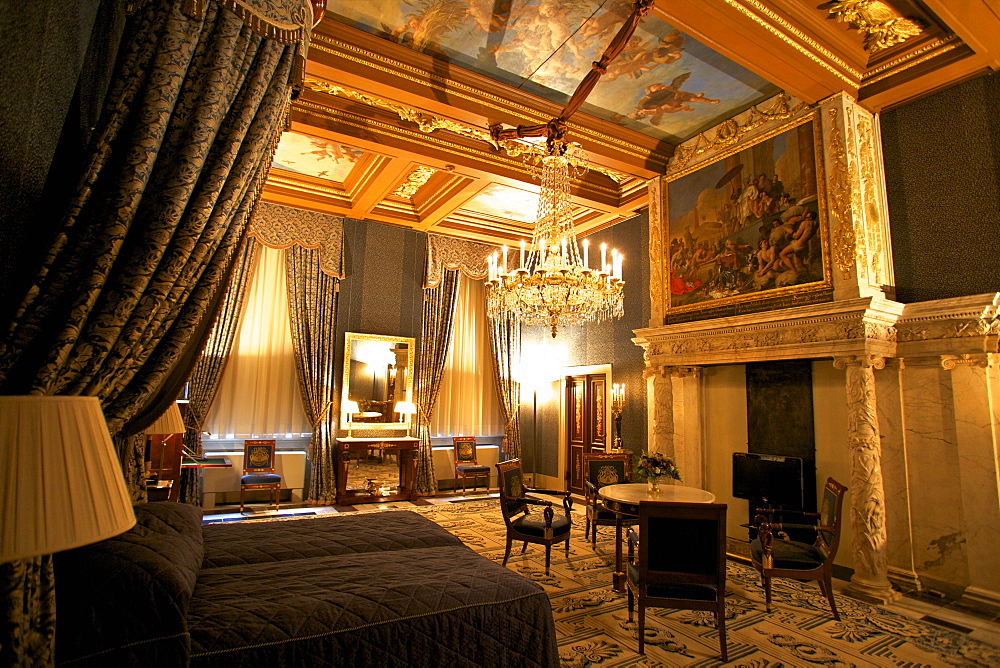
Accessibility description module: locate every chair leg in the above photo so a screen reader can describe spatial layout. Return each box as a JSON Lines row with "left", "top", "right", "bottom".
{"left": 502, "top": 535, "right": 513, "bottom": 566}
{"left": 637, "top": 600, "right": 646, "bottom": 655}
{"left": 763, "top": 575, "right": 773, "bottom": 613}
{"left": 565, "top": 535, "right": 570, "bottom": 555}
{"left": 520, "top": 541, "right": 528, "bottom": 555}
{"left": 240, "top": 487, "right": 245, "bottom": 513}
{"left": 591, "top": 522, "right": 598, "bottom": 549}
{"left": 822, "top": 574, "right": 840, "bottom": 621}
{"left": 584, "top": 516, "right": 591, "bottom": 543}
{"left": 717, "top": 596, "right": 728, "bottom": 663}
{"left": 544, "top": 545, "right": 552, "bottom": 575}
{"left": 274, "top": 485, "right": 280, "bottom": 511}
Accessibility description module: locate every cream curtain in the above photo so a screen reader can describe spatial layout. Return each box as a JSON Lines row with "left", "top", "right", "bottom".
{"left": 205, "top": 245, "right": 310, "bottom": 437}
{"left": 431, "top": 275, "right": 504, "bottom": 437}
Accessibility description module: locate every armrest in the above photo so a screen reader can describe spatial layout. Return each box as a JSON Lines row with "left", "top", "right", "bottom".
{"left": 756, "top": 507, "right": 820, "bottom": 520}
{"left": 526, "top": 488, "right": 574, "bottom": 514}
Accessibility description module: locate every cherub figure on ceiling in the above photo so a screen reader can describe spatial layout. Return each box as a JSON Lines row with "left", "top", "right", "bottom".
{"left": 603, "top": 29, "right": 685, "bottom": 81}
{"left": 630, "top": 72, "right": 719, "bottom": 126}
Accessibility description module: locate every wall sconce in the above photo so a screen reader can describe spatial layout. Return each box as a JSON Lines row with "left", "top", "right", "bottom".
{"left": 611, "top": 383, "right": 625, "bottom": 452}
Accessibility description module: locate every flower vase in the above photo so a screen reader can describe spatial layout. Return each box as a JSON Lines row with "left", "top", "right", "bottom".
{"left": 647, "top": 478, "right": 661, "bottom": 493}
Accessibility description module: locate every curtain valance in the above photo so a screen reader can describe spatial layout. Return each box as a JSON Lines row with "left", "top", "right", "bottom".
{"left": 249, "top": 202, "right": 344, "bottom": 278}
{"left": 424, "top": 234, "right": 497, "bottom": 288}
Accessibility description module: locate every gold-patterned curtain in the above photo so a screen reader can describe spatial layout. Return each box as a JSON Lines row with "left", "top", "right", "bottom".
{"left": 179, "top": 237, "right": 261, "bottom": 504}
{"left": 285, "top": 244, "right": 340, "bottom": 504}
{"left": 0, "top": 1, "right": 314, "bottom": 665}
{"left": 488, "top": 309, "right": 522, "bottom": 459}
{"left": 250, "top": 202, "right": 345, "bottom": 278}
{"left": 414, "top": 269, "right": 461, "bottom": 494}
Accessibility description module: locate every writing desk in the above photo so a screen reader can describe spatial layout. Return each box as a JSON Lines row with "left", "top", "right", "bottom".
{"left": 599, "top": 482, "right": 716, "bottom": 592}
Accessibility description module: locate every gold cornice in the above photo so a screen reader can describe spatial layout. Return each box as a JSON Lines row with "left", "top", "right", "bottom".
{"left": 723, "top": 0, "right": 862, "bottom": 85}
{"left": 861, "top": 40, "right": 962, "bottom": 86}
{"left": 267, "top": 171, "right": 347, "bottom": 197}
{"left": 293, "top": 100, "right": 623, "bottom": 199}
{"left": 309, "top": 35, "right": 672, "bottom": 167}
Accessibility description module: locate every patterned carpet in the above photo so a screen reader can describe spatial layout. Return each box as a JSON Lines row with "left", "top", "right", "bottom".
{"left": 356, "top": 499, "right": 1000, "bottom": 667}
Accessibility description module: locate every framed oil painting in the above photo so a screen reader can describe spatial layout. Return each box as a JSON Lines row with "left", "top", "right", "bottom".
{"left": 664, "top": 114, "right": 831, "bottom": 320}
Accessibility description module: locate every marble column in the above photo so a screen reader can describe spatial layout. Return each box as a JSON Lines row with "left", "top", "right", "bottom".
{"left": 834, "top": 354, "right": 898, "bottom": 603}
{"left": 945, "top": 353, "right": 1000, "bottom": 613}
{"left": 674, "top": 366, "right": 704, "bottom": 489}
{"left": 647, "top": 364, "right": 674, "bottom": 460}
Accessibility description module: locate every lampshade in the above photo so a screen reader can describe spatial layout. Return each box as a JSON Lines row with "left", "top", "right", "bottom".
{"left": 145, "top": 402, "right": 185, "bottom": 435}
{"left": 394, "top": 401, "right": 417, "bottom": 416}
{"left": 0, "top": 396, "right": 136, "bottom": 561}
{"left": 343, "top": 400, "right": 360, "bottom": 414}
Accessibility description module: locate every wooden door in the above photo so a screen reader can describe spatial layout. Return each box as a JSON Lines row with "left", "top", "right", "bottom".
{"left": 565, "top": 373, "right": 608, "bottom": 494}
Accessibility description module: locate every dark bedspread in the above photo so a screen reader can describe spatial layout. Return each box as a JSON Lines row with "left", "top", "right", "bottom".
{"left": 201, "top": 510, "right": 462, "bottom": 567}
{"left": 55, "top": 503, "right": 559, "bottom": 667}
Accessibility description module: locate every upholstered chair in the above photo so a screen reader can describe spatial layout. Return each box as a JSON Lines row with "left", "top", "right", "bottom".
{"left": 582, "top": 451, "right": 635, "bottom": 548}
{"left": 495, "top": 458, "right": 572, "bottom": 575}
{"left": 750, "top": 477, "right": 847, "bottom": 620}
{"left": 452, "top": 436, "right": 491, "bottom": 494}
{"left": 240, "top": 440, "right": 282, "bottom": 512}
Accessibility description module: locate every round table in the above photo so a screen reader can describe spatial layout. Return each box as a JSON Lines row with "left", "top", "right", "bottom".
{"left": 598, "top": 482, "right": 717, "bottom": 591}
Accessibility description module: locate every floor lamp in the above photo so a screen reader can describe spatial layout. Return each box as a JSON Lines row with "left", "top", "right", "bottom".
{"left": 0, "top": 396, "right": 136, "bottom": 667}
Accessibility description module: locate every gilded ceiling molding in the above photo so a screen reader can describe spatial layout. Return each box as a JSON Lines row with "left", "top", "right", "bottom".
{"left": 827, "top": 1, "right": 924, "bottom": 53}
{"left": 424, "top": 234, "right": 496, "bottom": 288}
{"left": 293, "top": 101, "right": 623, "bottom": 198}
{"left": 303, "top": 78, "right": 493, "bottom": 143}
{"left": 723, "top": 0, "right": 860, "bottom": 85}
{"left": 392, "top": 166, "right": 437, "bottom": 199}
{"left": 310, "top": 36, "right": 672, "bottom": 166}
{"left": 249, "top": 202, "right": 344, "bottom": 278}
{"left": 861, "top": 36, "right": 960, "bottom": 85}
{"left": 666, "top": 93, "right": 808, "bottom": 175}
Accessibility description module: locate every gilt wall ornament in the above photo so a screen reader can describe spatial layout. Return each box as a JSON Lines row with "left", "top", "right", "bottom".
{"left": 827, "top": 1, "right": 924, "bottom": 53}
{"left": 392, "top": 166, "right": 437, "bottom": 199}
{"left": 826, "top": 107, "right": 857, "bottom": 280}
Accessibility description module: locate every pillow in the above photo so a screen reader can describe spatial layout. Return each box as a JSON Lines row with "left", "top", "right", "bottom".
{"left": 54, "top": 502, "right": 204, "bottom": 665}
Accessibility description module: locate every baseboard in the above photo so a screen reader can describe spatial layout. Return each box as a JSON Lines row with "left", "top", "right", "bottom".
{"left": 961, "top": 586, "right": 1000, "bottom": 616}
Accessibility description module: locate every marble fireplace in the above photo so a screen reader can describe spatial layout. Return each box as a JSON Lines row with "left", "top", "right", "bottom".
{"left": 635, "top": 92, "right": 1000, "bottom": 611}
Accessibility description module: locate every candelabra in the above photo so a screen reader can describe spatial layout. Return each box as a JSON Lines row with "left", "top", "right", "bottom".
{"left": 610, "top": 383, "right": 626, "bottom": 451}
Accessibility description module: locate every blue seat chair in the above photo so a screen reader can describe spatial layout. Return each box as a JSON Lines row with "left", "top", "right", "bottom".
{"left": 495, "top": 458, "right": 572, "bottom": 575}
{"left": 453, "top": 436, "right": 491, "bottom": 494}
{"left": 240, "top": 439, "right": 282, "bottom": 512}
{"left": 582, "top": 451, "right": 637, "bottom": 548}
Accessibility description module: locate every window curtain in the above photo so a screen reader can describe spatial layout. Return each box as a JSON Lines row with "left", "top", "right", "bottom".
{"left": 0, "top": 1, "right": 314, "bottom": 664}
{"left": 179, "top": 236, "right": 260, "bottom": 504}
{"left": 431, "top": 274, "right": 504, "bottom": 437}
{"left": 414, "top": 269, "right": 460, "bottom": 494}
{"left": 488, "top": 308, "right": 522, "bottom": 459}
{"left": 204, "top": 245, "right": 310, "bottom": 436}
{"left": 285, "top": 244, "right": 339, "bottom": 504}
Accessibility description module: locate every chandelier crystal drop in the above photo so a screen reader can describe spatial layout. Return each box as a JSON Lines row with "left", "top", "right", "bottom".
{"left": 485, "top": 150, "right": 624, "bottom": 338}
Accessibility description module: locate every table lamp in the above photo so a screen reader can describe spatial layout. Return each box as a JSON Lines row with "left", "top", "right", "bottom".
{"left": 0, "top": 396, "right": 136, "bottom": 665}
{"left": 394, "top": 400, "right": 417, "bottom": 437}
{"left": 343, "top": 399, "right": 360, "bottom": 437}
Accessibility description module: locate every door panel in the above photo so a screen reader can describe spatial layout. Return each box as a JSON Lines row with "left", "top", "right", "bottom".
{"left": 565, "top": 373, "right": 608, "bottom": 494}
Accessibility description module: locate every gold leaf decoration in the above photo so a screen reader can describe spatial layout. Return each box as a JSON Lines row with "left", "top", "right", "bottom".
{"left": 392, "top": 166, "right": 437, "bottom": 199}
{"left": 828, "top": 1, "right": 924, "bottom": 53}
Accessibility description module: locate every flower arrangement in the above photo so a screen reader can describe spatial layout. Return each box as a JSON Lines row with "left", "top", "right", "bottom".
{"left": 638, "top": 452, "right": 681, "bottom": 482}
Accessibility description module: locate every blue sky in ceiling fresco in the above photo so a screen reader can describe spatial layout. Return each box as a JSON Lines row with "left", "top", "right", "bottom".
{"left": 329, "top": 0, "right": 779, "bottom": 143}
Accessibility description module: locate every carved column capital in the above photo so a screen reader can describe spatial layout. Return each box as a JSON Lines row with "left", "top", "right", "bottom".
{"left": 833, "top": 354, "right": 886, "bottom": 370}
{"left": 941, "top": 353, "right": 992, "bottom": 370}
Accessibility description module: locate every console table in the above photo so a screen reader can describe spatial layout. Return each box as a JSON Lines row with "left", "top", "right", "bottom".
{"left": 334, "top": 437, "right": 420, "bottom": 505}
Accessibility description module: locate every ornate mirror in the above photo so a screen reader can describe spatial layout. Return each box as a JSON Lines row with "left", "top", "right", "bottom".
{"left": 342, "top": 332, "right": 416, "bottom": 431}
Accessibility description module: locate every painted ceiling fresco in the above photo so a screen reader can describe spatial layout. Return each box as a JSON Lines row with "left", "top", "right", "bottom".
{"left": 328, "top": 0, "right": 780, "bottom": 143}
{"left": 462, "top": 183, "right": 540, "bottom": 223}
{"left": 272, "top": 131, "right": 365, "bottom": 181}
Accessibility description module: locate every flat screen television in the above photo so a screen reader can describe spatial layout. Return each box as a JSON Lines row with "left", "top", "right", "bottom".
{"left": 732, "top": 452, "right": 804, "bottom": 509}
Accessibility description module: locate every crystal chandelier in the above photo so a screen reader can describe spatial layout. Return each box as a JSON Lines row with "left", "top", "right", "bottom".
{"left": 483, "top": 0, "right": 655, "bottom": 337}
{"left": 486, "top": 149, "right": 624, "bottom": 337}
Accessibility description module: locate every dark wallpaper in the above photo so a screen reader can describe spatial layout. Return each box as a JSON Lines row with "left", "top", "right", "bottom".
{"left": 520, "top": 211, "right": 651, "bottom": 478}
{"left": 880, "top": 70, "right": 1000, "bottom": 303}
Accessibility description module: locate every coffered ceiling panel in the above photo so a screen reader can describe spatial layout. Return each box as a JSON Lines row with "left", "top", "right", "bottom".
{"left": 260, "top": 0, "right": 1000, "bottom": 247}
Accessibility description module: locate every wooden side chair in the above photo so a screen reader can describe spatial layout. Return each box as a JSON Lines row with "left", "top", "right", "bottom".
{"left": 582, "top": 451, "right": 636, "bottom": 548}
{"left": 750, "top": 477, "right": 847, "bottom": 620}
{"left": 495, "top": 458, "right": 572, "bottom": 575}
{"left": 453, "top": 436, "right": 491, "bottom": 494}
{"left": 626, "top": 501, "right": 729, "bottom": 660}
{"left": 240, "top": 439, "right": 282, "bottom": 513}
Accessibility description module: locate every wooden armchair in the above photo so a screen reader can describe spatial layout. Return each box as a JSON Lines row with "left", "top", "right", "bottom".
{"left": 750, "top": 477, "right": 847, "bottom": 620}
{"left": 495, "top": 458, "right": 572, "bottom": 575}
{"left": 626, "top": 501, "right": 729, "bottom": 660}
{"left": 582, "top": 452, "right": 636, "bottom": 548}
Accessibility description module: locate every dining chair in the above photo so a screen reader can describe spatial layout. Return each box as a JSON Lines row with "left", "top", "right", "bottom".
{"left": 453, "top": 436, "right": 491, "bottom": 494}
{"left": 495, "top": 458, "right": 572, "bottom": 575}
{"left": 750, "top": 477, "right": 847, "bottom": 620}
{"left": 582, "top": 451, "right": 636, "bottom": 548}
{"left": 626, "top": 500, "right": 728, "bottom": 660}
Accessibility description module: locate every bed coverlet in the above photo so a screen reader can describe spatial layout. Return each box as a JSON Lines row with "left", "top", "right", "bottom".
{"left": 188, "top": 545, "right": 558, "bottom": 667}
{"left": 201, "top": 510, "right": 462, "bottom": 567}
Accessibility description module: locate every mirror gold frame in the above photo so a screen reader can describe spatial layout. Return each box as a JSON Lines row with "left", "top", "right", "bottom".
{"left": 341, "top": 332, "right": 416, "bottom": 431}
